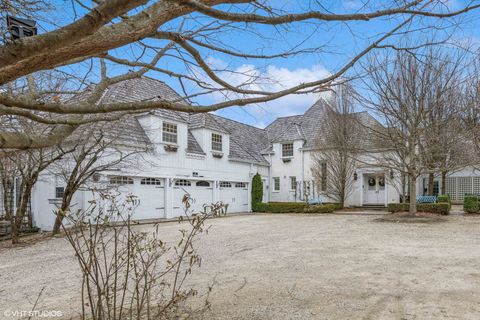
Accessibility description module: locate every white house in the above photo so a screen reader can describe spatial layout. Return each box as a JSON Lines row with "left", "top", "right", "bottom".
{"left": 2, "top": 77, "right": 476, "bottom": 231}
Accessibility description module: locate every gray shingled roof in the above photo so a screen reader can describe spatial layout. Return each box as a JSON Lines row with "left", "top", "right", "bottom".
{"left": 72, "top": 77, "right": 384, "bottom": 164}
{"left": 205, "top": 115, "right": 270, "bottom": 164}
{"left": 265, "top": 99, "right": 386, "bottom": 151}
{"left": 265, "top": 115, "right": 304, "bottom": 142}
{"left": 186, "top": 131, "right": 205, "bottom": 155}
{"left": 71, "top": 77, "right": 271, "bottom": 162}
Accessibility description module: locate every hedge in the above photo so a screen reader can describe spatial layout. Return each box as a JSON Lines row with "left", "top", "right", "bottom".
{"left": 387, "top": 203, "right": 450, "bottom": 215}
{"left": 437, "top": 194, "right": 451, "bottom": 210}
{"left": 254, "top": 202, "right": 336, "bottom": 214}
{"left": 303, "top": 204, "right": 337, "bottom": 213}
{"left": 254, "top": 202, "right": 307, "bottom": 213}
{"left": 437, "top": 194, "right": 450, "bottom": 203}
{"left": 464, "top": 195, "right": 480, "bottom": 214}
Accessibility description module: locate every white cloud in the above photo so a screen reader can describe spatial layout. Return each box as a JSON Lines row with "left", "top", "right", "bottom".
{"left": 343, "top": 0, "right": 363, "bottom": 10}
{"left": 196, "top": 59, "right": 331, "bottom": 127}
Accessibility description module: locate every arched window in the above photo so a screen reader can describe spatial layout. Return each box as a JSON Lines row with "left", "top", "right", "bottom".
{"left": 175, "top": 179, "right": 191, "bottom": 186}
{"left": 219, "top": 181, "right": 231, "bottom": 188}
{"left": 196, "top": 181, "right": 210, "bottom": 187}
{"left": 109, "top": 176, "right": 134, "bottom": 185}
{"left": 141, "top": 178, "right": 162, "bottom": 185}
{"left": 235, "top": 182, "right": 246, "bottom": 188}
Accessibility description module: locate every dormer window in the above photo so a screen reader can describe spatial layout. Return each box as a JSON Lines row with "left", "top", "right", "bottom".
{"left": 282, "top": 143, "right": 293, "bottom": 157}
{"left": 212, "top": 133, "right": 222, "bottom": 151}
{"left": 162, "top": 122, "right": 177, "bottom": 144}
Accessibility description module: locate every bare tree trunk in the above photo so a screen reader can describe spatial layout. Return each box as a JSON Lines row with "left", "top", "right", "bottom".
{"left": 427, "top": 172, "right": 434, "bottom": 195}
{"left": 12, "top": 182, "right": 33, "bottom": 244}
{"left": 441, "top": 171, "right": 447, "bottom": 195}
{"left": 52, "top": 193, "right": 74, "bottom": 235}
{"left": 409, "top": 175, "right": 417, "bottom": 214}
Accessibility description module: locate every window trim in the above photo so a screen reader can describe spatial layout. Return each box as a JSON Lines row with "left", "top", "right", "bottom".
{"left": 196, "top": 181, "right": 210, "bottom": 187}
{"left": 55, "top": 186, "right": 65, "bottom": 199}
{"left": 175, "top": 179, "right": 191, "bottom": 187}
{"left": 282, "top": 143, "right": 294, "bottom": 158}
{"left": 211, "top": 133, "right": 223, "bottom": 152}
{"left": 219, "top": 181, "right": 232, "bottom": 188}
{"left": 273, "top": 177, "right": 280, "bottom": 191}
{"left": 140, "top": 178, "right": 162, "bottom": 185}
{"left": 162, "top": 121, "right": 178, "bottom": 144}
{"left": 290, "top": 176, "right": 296, "bottom": 191}
{"left": 109, "top": 176, "right": 134, "bottom": 185}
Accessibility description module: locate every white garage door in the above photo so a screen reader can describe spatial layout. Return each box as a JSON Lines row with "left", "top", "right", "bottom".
{"left": 218, "top": 181, "right": 249, "bottom": 213}
{"left": 173, "top": 179, "right": 214, "bottom": 217}
{"left": 110, "top": 176, "right": 165, "bottom": 220}
{"left": 135, "top": 178, "right": 166, "bottom": 219}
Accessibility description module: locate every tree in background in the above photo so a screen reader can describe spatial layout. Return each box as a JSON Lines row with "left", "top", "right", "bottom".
{"left": 311, "top": 85, "right": 358, "bottom": 207}
{"left": 49, "top": 127, "right": 146, "bottom": 235}
{"left": 362, "top": 48, "right": 468, "bottom": 213}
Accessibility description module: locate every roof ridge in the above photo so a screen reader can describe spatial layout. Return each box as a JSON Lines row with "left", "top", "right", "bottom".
{"left": 264, "top": 114, "right": 304, "bottom": 129}
{"left": 208, "top": 113, "right": 267, "bottom": 132}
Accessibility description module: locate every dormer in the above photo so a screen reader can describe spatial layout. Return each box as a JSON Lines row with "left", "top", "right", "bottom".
{"left": 210, "top": 131, "right": 225, "bottom": 158}
{"left": 136, "top": 113, "right": 188, "bottom": 154}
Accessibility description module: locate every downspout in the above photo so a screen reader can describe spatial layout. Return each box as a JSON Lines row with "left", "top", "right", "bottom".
{"left": 301, "top": 148, "right": 305, "bottom": 183}
{"left": 301, "top": 148, "right": 305, "bottom": 202}
{"left": 249, "top": 163, "right": 253, "bottom": 212}
{"left": 268, "top": 153, "right": 272, "bottom": 202}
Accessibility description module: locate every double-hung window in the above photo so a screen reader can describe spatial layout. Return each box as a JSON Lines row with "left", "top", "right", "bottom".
{"left": 290, "top": 176, "right": 296, "bottom": 190}
{"left": 162, "top": 122, "right": 177, "bottom": 144}
{"left": 212, "top": 133, "right": 222, "bottom": 152}
{"left": 273, "top": 177, "right": 280, "bottom": 191}
{"left": 282, "top": 143, "right": 293, "bottom": 157}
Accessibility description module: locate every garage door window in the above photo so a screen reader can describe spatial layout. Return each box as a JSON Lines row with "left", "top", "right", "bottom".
{"left": 196, "top": 181, "right": 210, "bottom": 187}
{"left": 141, "top": 178, "right": 162, "bottom": 185}
{"left": 110, "top": 176, "right": 134, "bottom": 185}
{"left": 175, "top": 179, "right": 191, "bottom": 186}
{"left": 235, "top": 182, "right": 246, "bottom": 188}
{"left": 219, "top": 181, "right": 231, "bottom": 188}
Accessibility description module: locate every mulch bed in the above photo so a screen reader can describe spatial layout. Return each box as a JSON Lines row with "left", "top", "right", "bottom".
{"left": 374, "top": 211, "right": 447, "bottom": 224}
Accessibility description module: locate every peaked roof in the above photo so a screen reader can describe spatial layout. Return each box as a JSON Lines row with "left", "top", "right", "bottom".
{"left": 75, "top": 77, "right": 270, "bottom": 164}
{"left": 72, "top": 77, "right": 385, "bottom": 165}
{"left": 265, "top": 99, "right": 387, "bottom": 150}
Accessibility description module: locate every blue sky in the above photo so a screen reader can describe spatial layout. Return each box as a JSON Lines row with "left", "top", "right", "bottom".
{"left": 39, "top": 1, "right": 480, "bottom": 127}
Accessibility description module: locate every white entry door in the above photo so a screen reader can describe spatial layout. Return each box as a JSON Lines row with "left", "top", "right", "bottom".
{"left": 364, "top": 174, "right": 386, "bottom": 205}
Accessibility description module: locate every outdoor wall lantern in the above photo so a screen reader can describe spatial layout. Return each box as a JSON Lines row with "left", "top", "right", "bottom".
{"left": 353, "top": 172, "right": 358, "bottom": 181}
{"left": 7, "top": 16, "right": 37, "bottom": 40}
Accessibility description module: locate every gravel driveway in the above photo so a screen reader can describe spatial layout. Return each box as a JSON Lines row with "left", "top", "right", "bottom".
{"left": 2, "top": 213, "right": 480, "bottom": 319}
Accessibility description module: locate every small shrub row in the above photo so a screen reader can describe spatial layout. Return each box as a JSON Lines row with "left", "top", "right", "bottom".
{"left": 303, "top": 204, "right": 337, "bottom": 213}
{"left": 437, "top": 194, "right": 451, "bottom": 210}
{"left": 254, "top": 202, "right": 307, "bottom": 213}
{"left": 254, "top": 202, "right": 336, "bottom": 214}
{"left": 464, "top": 195, "right": 480, "bottom": 214}
{"left": 387, "top": 203, "right": 450, "bottom": 215}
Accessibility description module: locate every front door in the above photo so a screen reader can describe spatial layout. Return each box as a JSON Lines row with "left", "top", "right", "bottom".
{"left": 364, "top": 174, "right": 386, "bottom": 205}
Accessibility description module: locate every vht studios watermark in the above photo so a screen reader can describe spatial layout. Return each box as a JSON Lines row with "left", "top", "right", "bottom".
{"left": 3, "top": 309, "right": 63, "bottom": 318}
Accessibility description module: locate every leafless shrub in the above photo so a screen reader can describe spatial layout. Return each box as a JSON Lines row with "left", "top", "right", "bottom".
{"left": 63, "top": 192, "right": 224, "bottom": 320}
